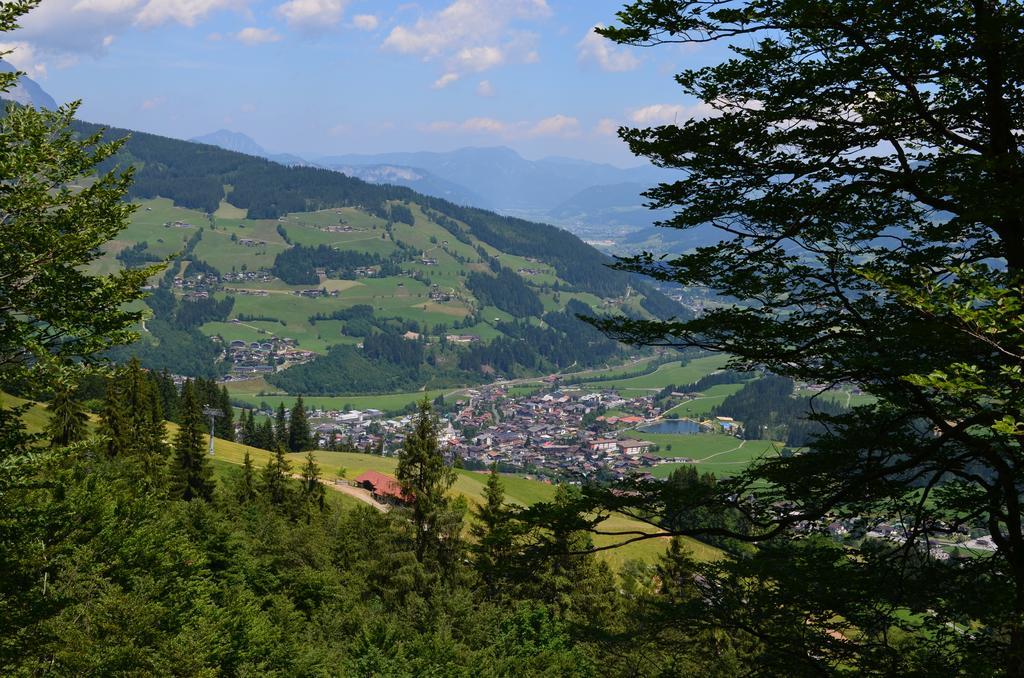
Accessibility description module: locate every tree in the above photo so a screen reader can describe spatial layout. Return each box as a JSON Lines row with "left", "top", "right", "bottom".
{"left": 169, "top": 380, "right": 214, "bottom": 501}
{"left": 288, "top": 395, "right": 313, "bottom": 452}
{"left": 241, "top": 409, "right": 256, "bottom": 446}
{"left": 98, "top": 379, "right": 129, "bottom": 458}
{"left": 300, "top": 450, "right": 326, "bottom": 515}
{"left": 235, "top": 450, "right": 258, "bottom": 504}
{"left": 0, "top": 57, "right": 156, "bottom": 382}
{"left": 274, "top": 402, "right": 288, "bottom": 449}
{"left": 396, "top": 399, "right": 458, "bottom": 563}
{"left": 471, "top": 466, "right": 517, "bottom": 595}
{"left": 561, "top": 2, "right": 1024, "bottom": 674}
{"left": 261, "top": 445, "right": 292, "bottom": 508}
{"left": 46, "top": 380, "right": 88, "bottom": 447}
{"left": 217, "top": 386, "right": 234, "bottom": 441}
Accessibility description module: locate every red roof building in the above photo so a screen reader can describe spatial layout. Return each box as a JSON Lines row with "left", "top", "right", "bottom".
{"left": 354, "top": 470, "right": 410, "bottom": 504}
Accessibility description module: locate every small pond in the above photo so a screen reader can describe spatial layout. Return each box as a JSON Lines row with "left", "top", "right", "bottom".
{"left": 638, "top": 419, "right": 702, "bottom": 435}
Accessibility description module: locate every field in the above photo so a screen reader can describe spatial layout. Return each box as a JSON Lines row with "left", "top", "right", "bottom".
{"left": 228, "top": 389, "right": 454, "bottom": 414}
{"left": 661, "top": 383, "right": 746, "bottom": 417}
{"left": 577, "top": 354, "right": 731, "bottom": 391}
{"left": 636, "top": 432, "right": 784, "bottom": 477}
{"left": 6, "top": 391, "right": 719, "bottom": 567}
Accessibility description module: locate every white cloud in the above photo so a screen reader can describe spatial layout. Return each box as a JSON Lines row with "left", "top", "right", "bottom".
{"left": 475, "top": 79, "right": 494, "bottom": 96}
{"left": 140, "top": 95, "right": 165, "bottom": 110}
{"left": 433, "top": 72, "right": 459, "bottom": 89}
{"left": 276, "top": 0, "right": 348, "bottom": 30}
{"left": 629, "top": 102, "right": 716, "bottom": 125}
{"left": 577, "top": 24, "right": 639, "bottom": 72}
{"left": 383, "top": 0, "right": 549, "bottom": 82}
{"left": 351, "top": 13, "right": 378, "bottom": 30}
{"left": 454, "top": 45, "right": 503, "bottom": 72}
{"left": 328, "top": 122, "right": 350, "bottom": 136}
{"left": 3, "top": 0, "right": 248, "bottom": 74}
{"left": 234, "top": 27, "right": 281, "bottom": 44}
{"left": 462, "top": 117, "right": 506, "bottom": 134}
{"left": 73, "top": 0, "right": 140, "bottom": 13}
{"left": 134, "top": 0, "right": 246, "bottom": 27}
{"left": 529, "top": 114, "right": 579, "bottom": 137}
{"left": 419, "top": 113, "right": 578, "bottom": 139}
{"left": 0, "top": 42, "right": 47, "bottom": 78}
{"left": 595, "top": 118, "right": 619, "bottom": 136}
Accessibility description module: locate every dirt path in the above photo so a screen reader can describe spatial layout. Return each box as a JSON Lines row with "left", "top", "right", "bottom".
{"left": 327, "top": 480, "right": 389, "bottom": 512}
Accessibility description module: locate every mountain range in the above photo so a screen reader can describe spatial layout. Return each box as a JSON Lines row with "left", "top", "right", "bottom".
{"left": 0, "top": 62, "right": 57, "bottom": 109}
{"left": 0, "top": 66, "right": 697, "bottom": 250}
{"left": 188, "top": 129, "right": 696, "bottom": 247}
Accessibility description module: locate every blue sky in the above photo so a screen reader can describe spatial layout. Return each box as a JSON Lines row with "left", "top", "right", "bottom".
{"left": 4, "top": 0, "right": 725, "bottom": 165}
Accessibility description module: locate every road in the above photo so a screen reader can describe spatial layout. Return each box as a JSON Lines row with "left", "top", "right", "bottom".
{"left": 328, "top": 479, "right": 389, "bottom": 512}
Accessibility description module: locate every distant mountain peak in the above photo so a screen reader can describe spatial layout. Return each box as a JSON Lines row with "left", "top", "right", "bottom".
{"left": 0, "top": 61, "right": 57, "bottom": 110}
{"left": 190, "top": 129, "right": 267, "bottom": 157}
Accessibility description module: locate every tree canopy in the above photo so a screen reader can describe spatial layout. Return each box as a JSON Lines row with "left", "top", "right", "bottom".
{"left": 539, "top": 1, "right": 1024, "bottom": 674}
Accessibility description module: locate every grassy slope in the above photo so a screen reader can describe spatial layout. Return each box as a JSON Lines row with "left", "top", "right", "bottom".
{"left": 9, "top": 393, "right": 719, "bottom": 566}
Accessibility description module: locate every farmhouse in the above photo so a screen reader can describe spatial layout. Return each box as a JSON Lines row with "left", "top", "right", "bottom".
{"left": 617, "top": 439, "right": 652, "bottom": 456}
{"left": 354, "top": 471, "right": 409, "bottom": 505}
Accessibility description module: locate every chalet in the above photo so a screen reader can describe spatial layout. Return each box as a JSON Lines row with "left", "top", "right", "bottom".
{"left": 588, "top": 438, "right": 618, "bottom": 454}
{"left": 354, "top": 470, "right": 409, "bottom": 505}
{"left": 618, "top": 439, "right": 652, "bottom": 456}
{"left": 446, "top": 335, "right": 480, "bottom": 344}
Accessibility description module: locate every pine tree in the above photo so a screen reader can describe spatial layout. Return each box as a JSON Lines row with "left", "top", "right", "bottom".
{"left": 235, "top": 450, "right": 258, "bottom": 504}
{"left": 257, "top": 417, "right": 275, "bottom": 451}
{"left": 46, "top": 380, "right": 88, "bottom": 448}
{"left": 397, "top": 398, "right": 458, "bottom": 563}
{"left": 261, "top": 445, "right": 292, "bottom": 507}
{"left": 99, "top": 379, "right": 130, "bottom": 458}
{"left": 288, "top": 396, "right": 313, "bottom": 452}
{"left": 242, "top": 409, "right": 256, "bottom": 446}
{"left": 274, "top": 402, "right": 288, "bottom": 450}
{"left": 471, "top": 466, "right": 516, "bottom": 595}
{"left": 217, "top": 386, "right": 234, "bottom": 441}
{"left": 300, "top": 450, "right": 326, "bottom": 515}
{"left": 169, "top": 380, "right": 215, "bottom": 501}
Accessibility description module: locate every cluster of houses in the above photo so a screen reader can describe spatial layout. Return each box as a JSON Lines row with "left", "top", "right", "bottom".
{"left": 294, "top": 288, "right": 340, "bottom": 298}
{"left": 226, "top": 337, "right": 316, "bottom": 374}
{"left": 222, "top": 270, "right": 274, "bottom": 283}
{"left": 442, "top": 386, "right": 688, "bottom": 482}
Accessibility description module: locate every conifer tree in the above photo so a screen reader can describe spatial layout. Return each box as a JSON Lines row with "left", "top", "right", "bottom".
{"left": 300, "top": 450, "right": 326, "bottom": 515}
{"left": 235, "top": 450, "right": 258, "bottom": 504}
{"left": 261, "top": 445, "right": 292, "bottom": 507}
{"left": 99, "top": 380, "right": 129, "bottom": 458}
{"left": 288, "top": 396, "right": 313, "bottom": 452}
{"left": 217, "top": 386, "right": 234, "bottom": 441}
{"left": 397, "top": 399, "right": 458, "bottom": 563}
{"left": 242, "top": 409, "right": 256, "bottom": 446}
{"left": 471, "top": 466, "right": 516, "bottom": 595}
{"left": 46, "top": 382, "right": 88, "bottom": 448}
{"left": 274, "top": 402, "right": 288, "bottom": 449}
{"left": 258, "top": 417, "right": 275, "bottom": 451}
{"left": 169, "top": 380, "right": 215, "bottom": 501}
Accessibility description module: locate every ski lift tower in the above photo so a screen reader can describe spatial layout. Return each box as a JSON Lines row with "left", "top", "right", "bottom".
{"left": 203, "top": 407, "right": 224, "bottom": 456}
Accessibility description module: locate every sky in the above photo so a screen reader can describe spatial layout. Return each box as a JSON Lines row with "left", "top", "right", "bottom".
{"left": 2, "top": 0, "right": 726, "bottom": 165}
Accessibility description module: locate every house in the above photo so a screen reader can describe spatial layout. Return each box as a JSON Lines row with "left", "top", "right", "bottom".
{"left": 354, "top": 470, "right": 409, "bottom": 504}
{"left": 618, "top": 439, "right": 652, "bottom": 456}
{"left": 446, "top": 334, "right": 480, "bottom": 344}
{"left": 587, "top": 438, "right": 618, "bottom": 454}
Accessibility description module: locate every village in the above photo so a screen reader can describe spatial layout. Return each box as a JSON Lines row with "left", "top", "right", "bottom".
{"left": 247, "top": 382, "right": 737, "bottom": 484}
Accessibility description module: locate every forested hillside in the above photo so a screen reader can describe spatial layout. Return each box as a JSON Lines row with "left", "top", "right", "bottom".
{"left": 82, "top": 119, "right": 678, "bottom": 305}
{"left": 74, "top": 120, "right": 687, "bottom": 391}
